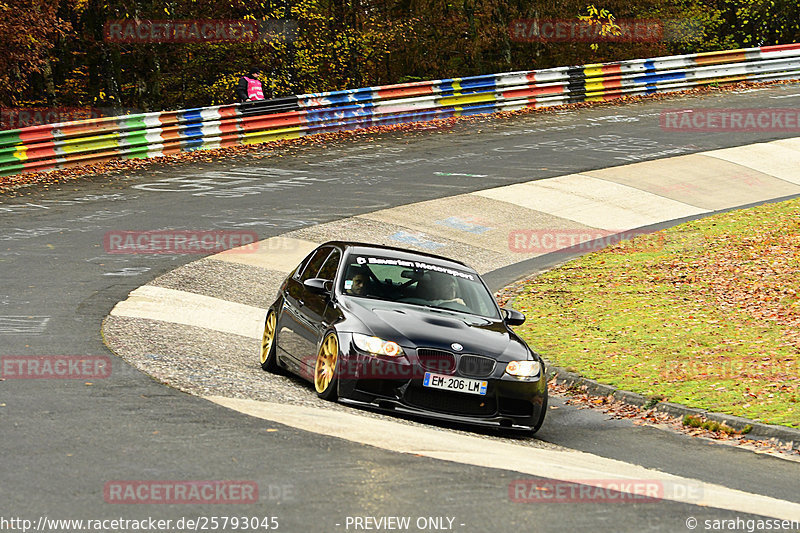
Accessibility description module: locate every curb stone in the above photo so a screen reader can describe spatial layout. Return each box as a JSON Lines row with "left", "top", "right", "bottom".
{"left": 546, "top": 366, "right": 800, "bottom": 451}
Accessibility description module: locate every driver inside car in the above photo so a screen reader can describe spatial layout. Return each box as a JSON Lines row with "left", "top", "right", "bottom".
{"left": 346, "top": 270, "right": 371, "bottom": 296}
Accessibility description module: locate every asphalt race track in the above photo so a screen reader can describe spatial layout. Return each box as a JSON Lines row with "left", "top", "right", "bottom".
{"left": 2, "top": 84, "right": 800, "bottom": 533}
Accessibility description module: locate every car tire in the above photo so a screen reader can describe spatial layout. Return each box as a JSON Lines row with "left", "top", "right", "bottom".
{"left": 314, "top": 331, "right": 339, "bottom": 400}
{"left": 260, "top": 309, "right": 280, "bottom": 373}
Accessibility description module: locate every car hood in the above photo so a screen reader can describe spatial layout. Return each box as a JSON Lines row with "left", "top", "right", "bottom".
{"left": 339, "top": 297, "right": 529, "bottom": 361}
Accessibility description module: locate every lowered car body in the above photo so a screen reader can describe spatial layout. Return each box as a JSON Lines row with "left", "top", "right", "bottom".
{"left": 259, "top": 241, "right": 548, "bottom": 433}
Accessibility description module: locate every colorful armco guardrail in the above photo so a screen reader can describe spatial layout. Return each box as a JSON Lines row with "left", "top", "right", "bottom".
{"left": 2, "top": 43, "right": 799, "bottom": 177}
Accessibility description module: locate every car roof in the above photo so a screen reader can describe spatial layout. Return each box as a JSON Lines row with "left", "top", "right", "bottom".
{"left": 318, "top": 241, "right": 476, "bottom": 272}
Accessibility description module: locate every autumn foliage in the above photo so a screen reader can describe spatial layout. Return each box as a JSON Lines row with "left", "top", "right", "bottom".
{"left": 0, "top": 0, "right": 70, "bottom": 104}
{"left": 2, "top": 0, "right": 799, "bottom": 112}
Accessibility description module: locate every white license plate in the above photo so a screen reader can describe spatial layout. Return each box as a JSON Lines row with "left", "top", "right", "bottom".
{"left": 423, "top": 372, "right": 487, "bottom": 396}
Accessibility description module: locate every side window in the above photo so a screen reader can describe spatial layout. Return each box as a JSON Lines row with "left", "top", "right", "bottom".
{"left": 297, "top": 247, "right": 331, "bottom": 282}
{"left": 292, "top": 250, "right": 315, "bottom": 279}
{"left": 317, "top": 249, "right": 341, "bottom": 281}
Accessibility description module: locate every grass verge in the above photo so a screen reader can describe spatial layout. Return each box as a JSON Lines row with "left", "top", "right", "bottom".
{"left": 513, "top": 197, "right": 800, "bottom": 428}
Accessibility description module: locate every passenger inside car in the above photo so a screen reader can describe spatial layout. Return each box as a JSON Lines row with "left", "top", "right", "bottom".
{"left": 407, "top": 273, "right": 468, "bottom": 310}
{"left": 433, "top": 275, "right": 467, "bottom": 306}
{"left": 427, "top": 272, "right": 466, "bottom": 307}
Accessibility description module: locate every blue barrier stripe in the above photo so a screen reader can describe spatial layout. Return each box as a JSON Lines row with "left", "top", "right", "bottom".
{"left": 443, "top": 78, "right": 472, "bottom": 92}
{"left": 437, "top": 81, "right": 498, "bottom": 96}
{"left": 443, "top": 73, "right": 498, "bottom": 91}
{"left": 300, "top": 88, "right": 376, "bottom": 106}
{"left": 458, "top": 78, "right": 496, "bottom": 93}
{"left": 304, "top": 104, "right": 376, "bottom": 124}
{"left": 180, "top": 126, "right": 204, "bottom": 139}
{"left": 181, "top": 110, "right": 204, "bottom": 123}
{"left": 184, "top": 139, "right": 205, "bottom": 149}
{"left": 634, "top": 71, "right": 687, "bottom": 84}
{"left": 456, "top": 102, "right": 499, "bottom": 115}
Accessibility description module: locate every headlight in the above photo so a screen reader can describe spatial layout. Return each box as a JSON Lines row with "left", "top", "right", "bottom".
{"left": 505, "top": 360, "right": 541, "bottom": 378}
{"left": 352, "top": 333, "right": 404, "bottom": 357}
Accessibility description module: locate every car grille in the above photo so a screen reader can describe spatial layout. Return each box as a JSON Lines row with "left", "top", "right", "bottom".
{"left": 405, "top": 388, "right": 496, "bottom": 417}
{"left": 417, "top": 348, "right": 456, "bottom": 374}
{"left": 458, "top": 355, "right": 496, "bottom": 378}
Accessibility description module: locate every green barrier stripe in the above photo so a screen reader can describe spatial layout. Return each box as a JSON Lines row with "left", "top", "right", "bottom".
{"left": 0, "top": 153, "right": 24, "bottom": 165}
{"left": 0, "top": 162, "right": 25, "bottom": 177}
{"left": 0, "top": 130, "right": 22, "bottom": 148}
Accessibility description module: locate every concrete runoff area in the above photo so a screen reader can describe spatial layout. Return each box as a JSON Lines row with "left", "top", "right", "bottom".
{"left": 213, "top": 236, "right": 319, "bottom": 270}
{"left": 472, "top": 173, "right": 710, "bottom": 230}
{"left": 583, "top": 154, "right": 800, "bottom": 210}
{"left": 105, "top": 135, "right": 800, "bottom": 518}
{"left": 704, "top": 142, "right": 800, "bottom": 185}
{"left": 110, "top": 286, "right": 265, "bottom": 339}
{"left": 357, "top": 194, "right": 590, "bottom": 256}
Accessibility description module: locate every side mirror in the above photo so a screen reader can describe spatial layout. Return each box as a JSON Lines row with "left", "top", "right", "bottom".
{"left": 502, "top": 308, "right": 526, "bottom": 326}
{"left": 304, "top": 278, "right": 332, "bottom": 294}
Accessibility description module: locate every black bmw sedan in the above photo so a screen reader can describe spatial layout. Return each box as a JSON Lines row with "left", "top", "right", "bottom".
{"left": 260, "top": 241, "right": 548, "bottom": 433}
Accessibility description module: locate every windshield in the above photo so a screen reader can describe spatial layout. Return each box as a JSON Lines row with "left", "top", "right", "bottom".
{"left": 340, "top": 254, "right": 500, "bottom": 319}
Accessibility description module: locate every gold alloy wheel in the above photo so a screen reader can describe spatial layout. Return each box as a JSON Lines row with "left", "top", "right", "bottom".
{"left": 260, "top": 312, "right": 276, "bottom": 364}
{"left": 314, "top": 333, "right": 339, "bottom": 393}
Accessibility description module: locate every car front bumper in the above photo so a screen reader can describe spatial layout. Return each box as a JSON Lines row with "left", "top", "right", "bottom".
{"left": 335, "top": 335, "right": 547, "bottom": 430}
